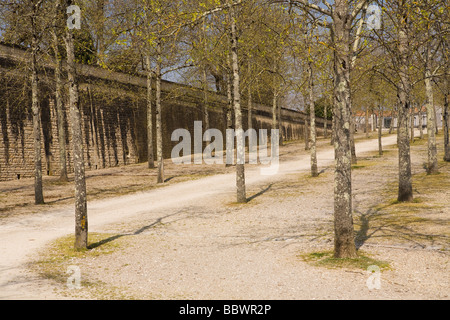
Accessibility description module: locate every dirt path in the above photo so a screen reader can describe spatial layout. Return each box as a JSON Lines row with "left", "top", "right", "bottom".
{"left": 0, "top": 133, "right": 448, "bottom": 299}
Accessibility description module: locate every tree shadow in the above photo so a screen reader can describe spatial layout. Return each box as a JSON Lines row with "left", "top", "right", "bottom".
{"left": 45, "top": 196, "right": 74, "bottom": 204}
{"left": 246, "top": 183, "right": 273, "bottom": 202}
{"left": 354, "top": 207, "right": 383, "bottom": 250}
{"left": 87, "top": 211, "right": 181, "bottom": 250}
{"left": 354, "top": 201, "right": 450, "bottom": 250}
{"left": 164, "top": 176, "right": 175, "bottom": 183}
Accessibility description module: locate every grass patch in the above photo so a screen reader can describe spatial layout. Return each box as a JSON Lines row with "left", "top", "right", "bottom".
{"left": 30, "top": 232, "right": 128, "bottom": 298}
{"left": 299, "top": 250, "right": 390, "bottom": 271}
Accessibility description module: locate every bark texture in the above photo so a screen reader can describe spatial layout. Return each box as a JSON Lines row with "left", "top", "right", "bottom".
{"left": 308, "top": 60, "right": 318, "bottom": 177}
{"left": 146, "top": 55, "right": 155, "bottom": 169}
{"left": 425, "top": 50, "right": 438, "bottom": 174}
{"left": 378, "top": 105, "right": 383, "bottom": 156}
{"left": 396, "top": 5, "right": 413, "bottom": 202}
{"left": 444, "top": 93, "right": 450, "bottom": 162}
{"left": 230, "top": 4, "right": 246, "bottom": 203}
{"left": 65, "top": 11, "right": 88, "bottom": 250}
{"left": 156, "top": 38, "right": 164, "bottom": 183}
{"left": 331, "top": 1, "right": 357, "bottom": 258}
{"left": 31, "top": 3, "right": 44, "bottom": 204}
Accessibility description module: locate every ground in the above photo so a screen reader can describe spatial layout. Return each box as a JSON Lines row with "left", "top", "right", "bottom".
{"left": 0, "top": 130, "right": 449, "bottom": 300}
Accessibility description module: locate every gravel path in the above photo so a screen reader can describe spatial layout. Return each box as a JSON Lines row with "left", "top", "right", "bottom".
{"left": 0, "top": 132, "right": 448, "bottom": 300}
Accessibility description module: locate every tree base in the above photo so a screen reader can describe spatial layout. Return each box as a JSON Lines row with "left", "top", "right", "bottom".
{"left": 333, "top": 243, "right": 357, "bottom": 259}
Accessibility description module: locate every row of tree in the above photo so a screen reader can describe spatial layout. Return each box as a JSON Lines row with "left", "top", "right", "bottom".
{"left": 0, "top": 0, "right": 448, "bottom": 257}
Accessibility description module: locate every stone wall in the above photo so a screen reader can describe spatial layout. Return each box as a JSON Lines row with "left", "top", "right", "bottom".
{"left": 0, "top": 43, "right": 326, "bottom": 181}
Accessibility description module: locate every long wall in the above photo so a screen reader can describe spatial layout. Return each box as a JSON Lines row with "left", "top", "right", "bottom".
{"left": 0, "top": 43, "right": 327, "bottom": 181}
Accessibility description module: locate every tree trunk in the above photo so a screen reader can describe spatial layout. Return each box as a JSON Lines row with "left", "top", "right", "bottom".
{"left": 272, "top": 91, "right": 277, "bottom": 133}
{"left": 304, "top": 115, "right": 310, "bottom": 150}
{"left": 365, "top": 106, "right": 369, "bottom": 138}
{"left": 247, "top": 60, "right": 254, "bottom": 152}
{"left": 226, "top": 70, "right": 233, "bottom": 130}
{"left": 65, "top": 11, "right": 88, "bottom": 250}
{"left": 350, "top": 111, "right": 357, "bottom": 164}
{"left": 410, "top": 108, "right": 415, "bottom": 142}
{"left": 277, "top": 96, "right": 283, "bottom": 146}
{"left": 230, "top": 4, "right": 246, "bottom": 203}
{"left": 330, "top": 107, "right": 334, "bottom": 146}
{"left": 52, "top": 14, "right": 68, "bottom": 182}
{"left": 225, "top": 50, "right": 234, "bottom": 167}
{"left": 308, "top": 60, "right": 318, "bottom": 177}
{"left": 396, "top": 5, "right": 413, "bottom": 202}
{"left": 389, "top": 108, "right": 395, "bottom": 134}
{"left": 156, "top": 38, "right": 164, "bottom": 183}
{"left": 202, "top": 66, "right": 210, "bottom": 135}
{"left": 331, "top": 2, "right": 357, "bottom": 258}
{"left": 419, "top": 104, "right": 424, "bottom": 139}
{"left": 425, "top": 50, "right": 438, "bottom": 174}
{"left": 31, "top": 7, "right": 44, "bottom": 205}
{"left": 324, "top": 103, "right": 328, "bottom": 138}
{"left": 444, "top": 93, "right": 450, "bottom": 162}
{"left": 87, "top": 87, "right": 100, "bottom": 170}
{"left": 397, "top": 85, "right": 413, "bottom": 202}
{"left": 146, "top": 55, "right": 155, "bottom": 169}
{"left": 378, "top": 105, "right": 383, "bottom": 156}
{"left": 434, "top": 105, "right": 438, "bottom": 134}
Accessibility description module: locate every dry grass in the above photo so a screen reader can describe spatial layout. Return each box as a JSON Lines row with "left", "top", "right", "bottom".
{"left": 29, "top": 232, "right": 136, "bottom": 299}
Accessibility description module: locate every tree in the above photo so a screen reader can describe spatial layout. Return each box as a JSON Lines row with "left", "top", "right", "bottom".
{"left": 394, "top": 0, "right": 414, "bottom": 201}
{"left": 64, "top": 0, "right": 88, "bottom": 250}
{"left": 229, "top": 0, "right": 246, "bottom": 203}
{"left": 282, "top": 0, "right": 371, "bottom": 258}
{"left": 3, "top": 0, "right": 48, "bottom": 203}
{"left": 378, "top": 102, "right": 383, "bottom": 155}
{"left": 121, "top": 0, "right": 156, "bottom": 169}
{"left": 412, "top": 0, "right": 441, "bottom": 174}
{"left": 145, "top": 55, "right": 155, "bottom": 169}
{"left": 301, "top": 17, "right": 320, "bottom": 177}
{"left": 124, "top": 0, "right": 188, "bottom": 182}
{"left": 430, "top": 2, "right": 449, "bottom": 162}
{"left": 328, "top": 0, "right": 360, "bottom": 258}
{"left": 369, "top": 0, "right": 415, "bottom": 202}
{"left": 30, "top": 0, "right": 45, "bottom": 204}
{"left": 52, "top": 0, "right": 69, "bottom": 182}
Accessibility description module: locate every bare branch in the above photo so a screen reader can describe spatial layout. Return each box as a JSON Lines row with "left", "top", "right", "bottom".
{"left": 351, "top": 0, "right": 370, "bottom": 23}
{"left": 271, "top": 0, "right": 332, "bottom": 17}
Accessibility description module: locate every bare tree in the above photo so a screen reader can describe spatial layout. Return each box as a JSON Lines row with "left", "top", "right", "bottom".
{"left": 423, "top": 15, "right": 438, "bottom": 174}
{"left": 283, "top": 0, "right": 371, "bottom": 258}
{"left": 378, "top": 103, "right": 383, "bottom": 155}
{"left": 145, "top": 55, "right": 155, "bottom": 169}
{"left": 155, "top": 35, "right": 164, "bottom": 184}
{"left": 395, "top": 1, "right": 413, "bottom": 201}
{"left": 230, "top": 1, "right": 246, "bottom": 203}
{"left": 52, "top": 0, "right": 69, "bottom": 182}
{"left": 64, "top": 0, "right": 88, "bottom": 250}
{"left": 30, "top": 0, "right": 45, "bottom": 204}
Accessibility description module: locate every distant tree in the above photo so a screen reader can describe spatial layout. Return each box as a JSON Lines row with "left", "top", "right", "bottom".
{"left": 314, "top": 97, "right": 333, "bottom": 120}
{"left": 30, "top": 0, "right": 45, "bottom": 204}
{"left": 51, "top": 0, "right": 69, "bottom": 182}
